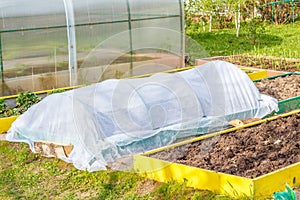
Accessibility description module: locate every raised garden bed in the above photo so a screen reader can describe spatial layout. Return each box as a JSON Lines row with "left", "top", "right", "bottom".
{"left": 254, "top": 73, "right": 300, "bottom": 114}
{"left": 134, "top": 110, "right": 300, "bottom": 198}
{"left": 196, "top": 55, "right": 300, "bottom": 72}
{"left": 254, "top": 73, "right": 300, "bottom": 101}
{"left": 150, "top": 113, "right": 300, "bottom": 178}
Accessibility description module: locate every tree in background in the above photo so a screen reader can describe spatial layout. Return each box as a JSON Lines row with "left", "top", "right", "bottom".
{"left": 185, "top": 0, "right": 230, "bottom": 32}
{"left": 185, "top": 0, "right": 298, "bottom": 27}
{"left": 185, "top": 0, "right": 247, "bottom": 37}
{"left": 256, "top": 0, "right": 299, "bottom": 24}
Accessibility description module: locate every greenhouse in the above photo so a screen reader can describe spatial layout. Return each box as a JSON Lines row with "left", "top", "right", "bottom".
{"left": 0, "top": 0, "right": 184, "bottom": 96}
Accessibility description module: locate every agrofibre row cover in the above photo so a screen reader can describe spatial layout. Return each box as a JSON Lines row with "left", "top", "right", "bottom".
{"left": 7, "top": 61, "right": 278, "bottom": 171}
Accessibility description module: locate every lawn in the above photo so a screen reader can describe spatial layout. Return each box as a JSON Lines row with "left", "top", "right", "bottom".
{"left": 0, "top": 141, "right": 234, "bottom": 200}
{"left": 186, "top": 20, "right": 300, "bottom": 59}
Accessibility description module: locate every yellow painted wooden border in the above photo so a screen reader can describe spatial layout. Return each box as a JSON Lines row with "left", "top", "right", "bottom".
{"left": 129, "top": 67, "right": 267, "bottom": 81}
{"left": 0, "top": 115, "right": 19, "bottom": 134}
{"left": 134, "top": 109, "right": 300, "bottom": 199}
{"left": 128, "top": 67, "right": 194, "bottom": 79}
{"left": 0, "top": 85, "right": 82, "bottom": 100}
{"left": 134, "top": 155, "right": 254, "bottom": 197}
{"left": 241, "top": 67, "right": 267, "bottom": 80}
{"left": 253, "top": 162, "right": 300, "bottom": 198}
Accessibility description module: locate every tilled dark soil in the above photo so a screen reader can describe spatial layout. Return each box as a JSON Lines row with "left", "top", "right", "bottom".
{"left": 254, "top": 75, "right": 300, "bottom": 101}
{"left": 150, "top": 114, "right": 300, "bottom": 178}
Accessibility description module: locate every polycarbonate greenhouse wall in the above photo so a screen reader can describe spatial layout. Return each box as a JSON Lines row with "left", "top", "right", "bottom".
{"left": 0, "top": 0, "right": 184, "bottom": 96}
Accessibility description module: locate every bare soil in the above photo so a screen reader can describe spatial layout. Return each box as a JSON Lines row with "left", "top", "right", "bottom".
{"left": 254, "top": 74, "right": 300, "bottom": 101}
{"left": 135, "top": 179, "right": 161, "bottom": 195}
{"left": 150, "top": 114, "right": 300, "bottom": 178}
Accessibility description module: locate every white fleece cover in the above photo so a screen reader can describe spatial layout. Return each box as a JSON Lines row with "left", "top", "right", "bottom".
{"left": 7, "top": 61, "right": 278, "bottom": 171}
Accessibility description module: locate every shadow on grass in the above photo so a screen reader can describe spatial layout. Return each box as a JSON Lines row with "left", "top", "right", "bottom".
{"left": 186, "top": 31, "right": 283, "bottom": 57}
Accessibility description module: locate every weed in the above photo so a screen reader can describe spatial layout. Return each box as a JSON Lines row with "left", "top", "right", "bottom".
{"left": 47, "top": 89, "right": 66, "bottom": 95}
{"left": 3, "top": 108, "right": 21, "bottom": 117}
{"left": 0, "top": 99, "right": 7, "bottom": 117}
{"left": 16, "top": 91, "right": 41, "bottom": 112}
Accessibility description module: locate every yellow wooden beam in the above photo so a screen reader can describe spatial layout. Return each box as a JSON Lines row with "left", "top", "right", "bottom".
{"left": 134, "top": 155, "right": 254, "bottom": 198}
{"left": 129, "top": 67, "right": 267, "bottom": 81}
{"left": 241, "top": 67, "right": 268, "bottom": 81}
{"left": 253, "top": 162, "right": 300, "bottom": 199}
{"left": 0, "top": 115, "right": 19, "bottom": 134}
{"left": 128, "top": 67, "right": 194, "bottom": 79}
{"left": 0, "top": 85, "right": 82, "bottom": 100}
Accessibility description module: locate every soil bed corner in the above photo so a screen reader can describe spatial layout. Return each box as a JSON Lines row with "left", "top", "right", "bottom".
{"left": 254, "top": 74, "right": 300, "bottom": 101}
{"left": 150, "top": 113, "right": 300, "bottom": 178}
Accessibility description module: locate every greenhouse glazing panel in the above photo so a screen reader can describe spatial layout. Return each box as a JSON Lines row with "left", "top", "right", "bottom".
{"left": 0, "top": 0, "right": 184, "bottom": 96}
{"left": 129, "top": 0, "right": 184, "bottom": 76}
{"left": 0, "top": 0, "right": 66, "bottom": 31}
{"left": 76, "top": 23, "right": 130, "bottom": 84}
{"left": 129, "top": 0, "right": 184, "bottom": 53}
{"left": 2, "top": 29, "right": 69, "bottom": 95}
{"left": 75, "top": 0, "right": 184, "bottom": 84}
{"left": 130, "top": 18, "right": 183, "bottom": 76}
{"left": 73, "top": 0, "right": 131, "bottom": 84}
{"left": 72, "top": 0, "right": 129, "bottom": 24}
{"left": 129, "top": 0, "right": 182, "bottom": 19}
{"left": 0, "top": 0, "right": 68, "bottom": 96}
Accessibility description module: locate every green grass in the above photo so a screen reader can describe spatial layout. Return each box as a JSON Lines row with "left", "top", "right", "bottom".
{"left": 0, "top": 141, "right": 236, "bottom": 199}
{"left": 186, "top": 21, "right": 300, "bottom": 59}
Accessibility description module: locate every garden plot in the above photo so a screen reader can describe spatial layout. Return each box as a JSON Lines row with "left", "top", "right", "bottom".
{"left": 254, "top": 74, "right": 300, "bottom": 101}
{"left": 150, "top": 113, "right": 300, "bottom": 179}
{"left": 198, "top": 55, "right": 300, "bottom": 72}
{"left": 226, "top": 55, "right": 300, "bottom": 72}
{"left": 134, "top": 110, "right": 300, "bottom": 198}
